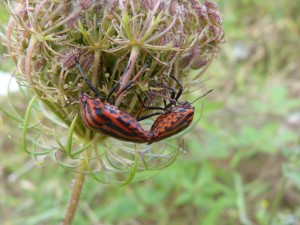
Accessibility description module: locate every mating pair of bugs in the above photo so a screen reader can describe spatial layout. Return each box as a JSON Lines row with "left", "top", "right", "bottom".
{"left": 76, "top": 58, "right": 211, "bottom": 145}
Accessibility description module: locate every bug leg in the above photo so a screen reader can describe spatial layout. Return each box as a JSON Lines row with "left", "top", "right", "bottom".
{"left": 157, "top": 83, "right": 177, "bottom": 108}
{"left": 170, "top": 75, "right": 183, "bottom": 101}
{"left": 135, "top": 91, "right": 166, "bottom": 121}
{"left": 146, "top": 84, "right": 177, "bottom": 109}
{"left": 75, "top": 57, "right": 104, "bottom": 99}
{"left": 106, "top": 60, "right": 133, "bottom": 102}
{"left": 137, "top": 89, "right": 166, "bottom": 111}
{"left": 107, "top": 81, "right": 120, "bottom": 102}
{"left": 113, "top": 60, "right": 149, "bottom": 103}
{"left": 150, "top": 79, "right": 180, "bottom": 109}
{"left": 153, "top": 81, "right": 177, "bottom": 100}
{"left": 137, "top": 112, "right": 164, "bottom": 121}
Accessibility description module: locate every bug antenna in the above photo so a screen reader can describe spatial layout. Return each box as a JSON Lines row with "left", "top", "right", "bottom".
{"left": 75, "top": 57, "right": 101, "bottom": 98}
{"left": 191, "top": 89, "right": 213, "bottom": 104}
{"left": 148, "top": 90, "right": 177, "bottom": 104}
{"left": 113, "top": 58, "right": 150, "bottom": 102}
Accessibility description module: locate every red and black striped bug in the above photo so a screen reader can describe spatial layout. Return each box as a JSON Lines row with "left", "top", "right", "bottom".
{"left": 75, "top": 58, "right": 151, "bottom": 143}
{"left": 136, "top": 75, "right": 212, "bottom": 145}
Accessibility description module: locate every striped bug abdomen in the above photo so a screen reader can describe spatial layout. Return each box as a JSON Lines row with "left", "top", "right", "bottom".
{"left": 147, "top": 104, "right": 194, "bottom": 144}
{"left": 80, "top": 93, "right": 150, "bottom": 143}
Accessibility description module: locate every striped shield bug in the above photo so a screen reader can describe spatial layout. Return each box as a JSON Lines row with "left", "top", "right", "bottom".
{"left": 75, "top": 58, "right": 151, "bottom": 143}
{"left": 136, "top": 75, "right": 212, "bottom": 145}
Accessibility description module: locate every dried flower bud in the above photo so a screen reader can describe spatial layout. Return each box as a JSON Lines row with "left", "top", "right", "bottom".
{"left": 208, "top": 10, "right": 223, "bottom": 26}
{"left": 205, "top": 0, "right": 219, "bottom": 11}
{"left": 191, "top": 58, "right": 208, "bottom": 70}
{"left": 79, "top": 0, "right": 94, "bottom": 10}
{"left": 57, "top": 48, "right": 83, "bottom": 69}
{"left": 158, "top": 1, "right": 166, "bottom": 11}
{"left": 16, "top": 9, "right": 28, "bottom": 19}
{"left": 198, "top": 6, "right": 209, "bottom": 25}
{"left": 62, "top": 2, "right": 72, "bottom": 15}
{"left": 106, "top": 0, "right": 118, "bottom": 14}
{"left": 80, "top": 53, "right": 94, "bottom": 72}
{"left": 180, "top": 54, "right": 193, "bottom": 69}
{"left": 142, "top": 0, "right": 155, "bottom": 10}
{"left": 169, "top": 0, "right": 177, "bottom": 15}
{"left": 34, "top": 56, "right": 46, "bottom": 72}
{"left": 67, "top": 14, "right": 80, "bottom": 29}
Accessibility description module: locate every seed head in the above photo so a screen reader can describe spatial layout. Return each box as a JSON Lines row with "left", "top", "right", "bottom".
{"left": 1, "top": 0, "right": 224, "bottom": 182}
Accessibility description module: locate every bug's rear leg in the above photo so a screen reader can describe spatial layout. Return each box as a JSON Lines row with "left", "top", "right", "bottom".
{"left": 135, "top": 92, "right": 166, "bottom": 121}
{"left": 112, "top": 60, "right": 149, "bottom": 104}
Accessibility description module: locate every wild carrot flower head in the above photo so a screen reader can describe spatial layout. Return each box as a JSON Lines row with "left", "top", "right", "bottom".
{"left": 1, "top": 0, "right": 224, "bottom": 183}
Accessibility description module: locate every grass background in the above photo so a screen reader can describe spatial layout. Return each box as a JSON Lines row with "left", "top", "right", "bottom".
{"left": 0, "top": 1, "right": 300, "bottom": 225}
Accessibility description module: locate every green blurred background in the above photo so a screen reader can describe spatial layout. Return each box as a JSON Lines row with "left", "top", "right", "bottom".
{"left": 0, "top": 1, "right": 299, "bottom": 225}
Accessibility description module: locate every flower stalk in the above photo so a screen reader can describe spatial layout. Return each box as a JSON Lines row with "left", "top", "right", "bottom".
{"left": 63, "top": 154, "right": 87, "bottom": 225}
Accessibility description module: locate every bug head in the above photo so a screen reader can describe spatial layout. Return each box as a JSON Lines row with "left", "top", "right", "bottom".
{"left": 79, "top": 92, "right": 90, "bottom": 103}
{"left": 179, "top": 101, "right": 193, "bottom": 109}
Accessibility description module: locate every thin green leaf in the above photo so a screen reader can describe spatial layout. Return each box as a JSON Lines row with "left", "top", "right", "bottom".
{"left": 21, "top": 95, "right": 38, "bottom": 154}
{"left": 118, "top": 148, "right": 139, "bottom": 187}
{"left": 71, "top": 140, "right": 94, "bottom": 158}
{"left": 0, "top": 105, "right": 23, "bottom": 123}
{"left": 50, "top": 150, "right": 81, "bottom": 169}
{"left": 6, "top": 77, "right": 23, "bottom": 121}
{"left": 52, "top": 128, "right": 66, "bottom": 153}
{"left": 66, "top": 113, "right": 78, "bottom": 157}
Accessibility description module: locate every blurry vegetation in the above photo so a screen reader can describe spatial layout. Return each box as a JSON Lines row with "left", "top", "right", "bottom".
{"left": 0, "top": 1, "right": 300, "bottom": 225}
{"left": 0, "top": 4, "right": 13, "bottom": 71}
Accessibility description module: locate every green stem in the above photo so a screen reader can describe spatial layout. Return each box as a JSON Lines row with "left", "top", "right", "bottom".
{"left": 63, "top": 155, "right": 87, "bottom": 225}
